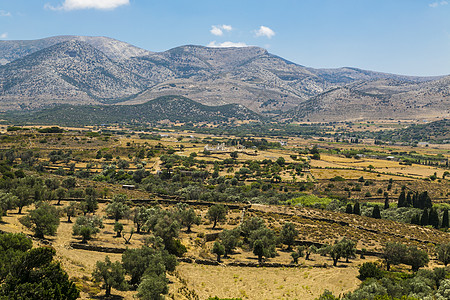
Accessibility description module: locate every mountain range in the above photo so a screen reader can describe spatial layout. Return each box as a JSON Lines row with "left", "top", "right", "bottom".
{"left": 0, "top": 35, "right": 448, "bottom": 122}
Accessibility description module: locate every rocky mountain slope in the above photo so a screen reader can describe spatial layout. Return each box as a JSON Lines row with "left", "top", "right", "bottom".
{"left": 0, "top": 35, "right": 152, "bottom": 65}
{"left": 0, "top": 35, "right": 447, "bottom": 121}
{"left": 282, "top": 78, "right": 450, "bottom": 122}
{"left": 0, "top": 40, "right": 149, "bottom": 110}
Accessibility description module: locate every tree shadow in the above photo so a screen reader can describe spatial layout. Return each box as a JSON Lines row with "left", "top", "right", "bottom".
{"left": 92, "top": 294, "right": 124, "bottom": 300}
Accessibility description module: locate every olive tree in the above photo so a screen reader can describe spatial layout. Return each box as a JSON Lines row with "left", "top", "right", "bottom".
{"left": 72, "top": 215, "right": 104, "bottom": 243}
{"left": 206, "top": 204, "right": 228, "bottom": 229}
{"left": 280, "top": 222, "right": 298, "bottom": 250}
{"left": 19, "top": 202, "right": 60, "bottom": 238}
{"left": 92, "top": 256, "right": 128, "bottom": 297}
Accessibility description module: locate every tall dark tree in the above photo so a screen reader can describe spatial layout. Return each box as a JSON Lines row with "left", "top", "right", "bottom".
{"left": 420, "top": 209, "right": 429, "bottom": 226}
{"left": 398, "top": 191, "right": 406, "bottom": 208}
{"left": 406, "top": 192, "right": 413, "bottom": 207}
{"left": 345, "top": 204, "right": 353, "bottom": 214}
{"left": 429, "top": 208, "right": 440, "bottom": 229}
{"left": 372, "top": 205, "right": 381, "bottom": 219}
{"left": 384, "top": 194, "right": 390, "bottom": 209}
{"left": 442, "top": 210, "right": 449, "bottom": 229}
{"left": 353, "top": 202, "right": 361, "bottom": 215}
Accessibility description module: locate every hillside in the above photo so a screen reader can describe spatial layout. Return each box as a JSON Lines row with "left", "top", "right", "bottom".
{"left": 0, "top": 36, "right": 445, "bottom": 119}
{"left": 283, "top": 78, "right": 450, "bottom": 122}
{"left": 0, "top": 40, "right": 148, "bottom": 110}
{"left": 0, "top": 35, "right": 152, "bottom": 65}
{"left": 4, "top": 95, "right": 262, "bottom": 125}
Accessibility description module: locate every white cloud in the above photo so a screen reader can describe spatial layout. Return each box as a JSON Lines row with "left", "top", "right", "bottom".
{"left": 0, "top": 10, "right": 11, "bottom": 17}
{"left": 255, "top": 26, "right": 275, "bottom": 39}
{"left": 0, "top": 33, "right": 8, "bottom": 39}
{"left": 210, "top": 24, "right": 233, "bottom": 36}
{"left": 208, "top": 41, "right": 248, "bottom": 48}
{"left": 429, "top": 1, "right": 448, "bottom": 7}
{"left": 45, "top": 0, "right": 129, "bottom": 11}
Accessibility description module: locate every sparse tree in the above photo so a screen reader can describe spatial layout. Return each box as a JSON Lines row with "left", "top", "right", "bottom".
{"left": 114, "top": 222, "right": 124, "bottom": 237}
{"left": 13, "top": 185, "right": 33, "bottom": 214}
{"left": 63, "top": 201, "right": 78, "bottom": 223}
{"left": 55, "top": 187, "right": 66, "bottom": 205}
{"left": 249, "top": 227, "right": 277, "bottom": 263}
{"left": 122, "top": 245, "right": 176, "bottom": 287}
{"left": 280, "top": 222, "right": 299, "bottom": 250}
{"left": 92, "top": 256, "right": 128, "bottom": 297}
{"left": 212, "top": 241, "right": 225, "bottom": 262}
{"left": 305, "top": 245, "right": 317, "bottom": 260}
{"left": 176, "top": 203, "right": 201, "bottom": 233}
{"left": 382, "top": 242, "right": 407, "bottom": 271}
{"left": 240, "top": 217, "right": 265, "bottom": 241}
{"left": 81, "top": 187, "right": 98, "bottom": 214}
{"left": 133, "top": 206, "right": 152, "bottom": 234}
{"left": 72, "top": 215, "right": 104, "bottom": 243}
{"left": 404, "top": 245, "right": 429, "bottom": 272}
{"left": 219, "top": 228, "right": 240, "bottom": 257}
{"left": 19, "top": 202, "right": 60, "bottom": 238}
{"left": 106, "top": 195, "right": 131, "bottom": 221}
{"left": 206, "top": 204, "right": 228, "bottom": 229}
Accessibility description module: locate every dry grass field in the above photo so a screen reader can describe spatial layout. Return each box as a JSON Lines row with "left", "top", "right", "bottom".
{"left": 1, "top": 126, "right": 449, "bottom": 299}
{"left": 2, "top": 198, "right": 450, "bottom": 299}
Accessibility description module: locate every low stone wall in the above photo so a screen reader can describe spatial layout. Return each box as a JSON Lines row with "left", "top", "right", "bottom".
{"left": 69, "top": 242, "right": 126, "bottom": 253}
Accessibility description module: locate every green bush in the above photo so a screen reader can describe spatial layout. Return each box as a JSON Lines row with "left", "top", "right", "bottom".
{"left": 284, "top": 195, "right": 333, "bottom": 209}
{"left": 358, "top": 262, "right": 383, "bottom": 281}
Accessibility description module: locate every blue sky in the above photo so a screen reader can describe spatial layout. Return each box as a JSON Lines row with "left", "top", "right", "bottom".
{"left": 1, "top": 0, "right": 450, "bottom": 76}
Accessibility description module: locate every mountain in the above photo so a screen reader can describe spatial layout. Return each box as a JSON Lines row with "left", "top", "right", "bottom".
{"left": 3, "top": 95, "right": 262, "bottom": 125}
{"left": 122, "top": 46, "right": 436, "bottom": 114}
{"left": 0, "top": 35, "right": 446, "bottom": 121}
{"left": 283, "top": 77, "right": 450, "bottom": 122}
{"left": 0, "top": 40, "right": 148, "bottom": 110}
{"left": 0, "top": 35, "right": 152, "bottom": 65}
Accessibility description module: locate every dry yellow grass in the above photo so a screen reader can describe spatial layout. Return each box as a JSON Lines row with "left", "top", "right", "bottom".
{"left": 176, "top": 263, "right": 360, "bottom": 300}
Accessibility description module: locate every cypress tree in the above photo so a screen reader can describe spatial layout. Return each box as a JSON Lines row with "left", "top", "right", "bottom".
{"left": 420, "top": 209, "right": 429, "bottom": 226}
{"left": 423, "top": 191, "right": 432, "bottom": 209}
{"left": 442, "top": 210, "right": 449, "bottom": 229}
{"left": 353, "top": 202, "right": 361, "bottom": 215}
{"left": 372, "top": 205, "right": 381, "bottom": 219}
{"left": 406, "top": 192, "right": 412, "bottom": 207}
{"left": 398, "top": 191, "right": 406, "bottom": 208}
{"left": 429, "top": 208, "right": 440, "bottom": 229}
{"left": 412, "top": 192, "right": 418, "bottom": 208}
{"left": 345, "top": 204, "right": 353, "bottom": 214}
{"left": 384, "top": 194, "right": 390, "bottom": 209}
{"left": 411, "top": 214, "right": 420, "bottom": 225}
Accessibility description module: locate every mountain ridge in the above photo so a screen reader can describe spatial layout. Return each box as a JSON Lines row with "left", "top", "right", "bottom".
{"left": 0, "top": 35, "right": 447, "bottom": 121}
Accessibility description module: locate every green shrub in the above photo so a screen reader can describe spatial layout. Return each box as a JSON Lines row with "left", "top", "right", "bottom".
{"left": 358, "top": 262, "right": 383, "bottom": 281}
